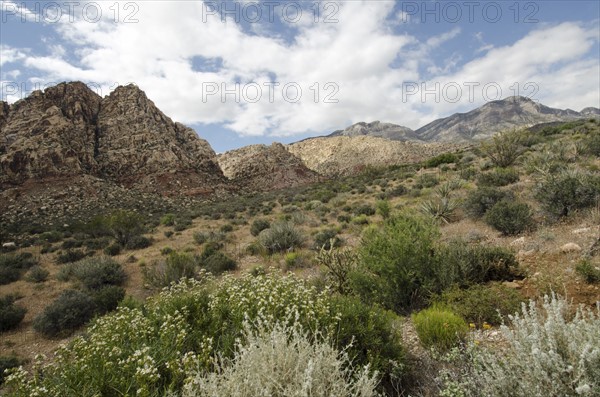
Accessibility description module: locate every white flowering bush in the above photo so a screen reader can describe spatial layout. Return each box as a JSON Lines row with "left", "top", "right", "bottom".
{"left": 5, "top": 272, "right": 406, "bottom": 396}
{"left": 183, "top": 320, "right": 380, "bottom": 397}
{"left": 464, "top": 294, "right": 600, "bottom": 397}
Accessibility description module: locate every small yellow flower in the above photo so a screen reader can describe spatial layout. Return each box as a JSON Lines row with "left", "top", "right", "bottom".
{"left": 469, "top": 323, "right": 476, "bottom": 329}
{"left": 483, "top": 322, "right": 492, "bottom": 330}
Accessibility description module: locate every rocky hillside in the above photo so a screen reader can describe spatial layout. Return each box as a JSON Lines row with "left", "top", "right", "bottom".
{"left": 288, "top": 135, "right": 467, "bottom": 177}
{"left": 218, "top": 142, "right": 321, "bottom": 191}
{"left": 414, "top": 96, "right": 596, "bottom": 142}
{"left": 0, "top": 82, "right": 226, "bottom": 196}
{"left": 329, "top": 121, "right": 420, "bottom": 141}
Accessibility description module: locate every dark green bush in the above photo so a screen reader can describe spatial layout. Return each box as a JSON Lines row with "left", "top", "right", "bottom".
{"left": 37, "top": 231, "right": 63, "bottom": 243}
{"left": 258, "top": 222, "right": 305, "bottom": 254}
{"left": 69, "top": 257, "right": 126, "bottom": 290}
{"left": 438, "top": 240, "right": 522, "bottom": 285}
{"left": 56, "top": 249, "right": 87, "bottom": 264}
{"left": 160, "top": 213, "right": 175, "bottom": 226}
{"left": 424, "top": 153, "right": 459, "bottom": 168}
{"left": 575, "top": 260, "right": 600, "bottom": 284}
{"left": 91, "top": 285, "right": 125, "bottom": 314}
{"left": 193, "top": 230, "right": 225, "bottom": 245}
{"left": 0, "top": 356, "right": 22, "bottom": 385}
{"left": 484, "top": 200, "right": 533, "bottom": 235}
{"left": 351, "top": 214, "right": 440, "bottom": 312}
{"left": 106, "top": 210, "right": 146, "bottom": 246}
{"left": 477, "top": 168, "right": 520, "bottom": 187}
{"left": 386, "top": 184, "right": 408, "bottom": 198}
{"left": 25, "top": 265, "right": 49, "bottom": 283}
{"left": 481, "top": 129, "right": 525, "bottom": 167}
{"left": 535, "top": 170, "right": 600, "bottom": 217}
{"left": 329, "top": 295, "right": 406, "bottom": 393}
{"left": 220, "top": 224, "right": 234, "bottom": 233}
{"left": 33, "top": 290, "right": 96, "bottom": 337}
{"left": 353, "top": 204, "right": 376, "bottom": 216}
{"left": 0, "top": 294, "right": 26, "bottom": 332}
{"left": 0, "top": 252, "right": 38, "bottom": 285}
{"left": 438, "top": 284, "right": 524, "bottom": 327}
{"left": 415, "top": 174, "right": 439, "bottom": 189}
{"left": 201, "top": 251, "right": 237, "bottom": 274}
{"left": 61, "top": 239, "right": 83, "bottom": 249}
{"left": 125, "top": 235, "right": 152, "bottom": 250}
{"left": 464, "top": 187, "right": 514, "bottom": 218}
{"left": 312, "top": 229, "right": 341, "bottom": 250}
{"left": 143, "top": 252, "right": 200, "bottom": 288}
{"left": 250, "top": 219, "right": 271, "bottom": 237}
{"left": 337, "top": 214, "right": 351, "bottom": 223}
{"left": 103, "top": 243, "right": 122, "bottom": 256}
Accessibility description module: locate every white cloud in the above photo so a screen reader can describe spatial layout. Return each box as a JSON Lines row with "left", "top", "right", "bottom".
{"left": 2, "top": 1, "right": 599, "bottom": 137}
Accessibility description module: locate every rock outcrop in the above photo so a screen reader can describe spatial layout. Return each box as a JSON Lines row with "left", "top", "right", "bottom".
{"left": 218, "top": 142, "right": 321, "bottom": 191}
{"left": 288, "top": 135, "right": 467, "bottom": 177}
{"left": 0, "top": 82, "right": 225, "bottom": 195}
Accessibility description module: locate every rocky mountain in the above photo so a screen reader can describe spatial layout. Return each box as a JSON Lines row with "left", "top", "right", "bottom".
{"left": 414, "top": 96, "right": 595, "bottom": 142}
{"left": 288, "top": 135, "right": 467, "bottom": 177}
{"left": 218, "top": 142, "right": 321, "bottom": 191}
{"left": 329, "top": 121, "right": 420, "bottom": 141}
{"left": 0, "top": 82, "right": 226, "bottom": 196}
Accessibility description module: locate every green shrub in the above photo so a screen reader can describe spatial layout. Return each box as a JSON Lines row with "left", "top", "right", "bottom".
{"left": 481, "top": 129, "right": 525, "bottom": 167}
{"left": 56, "top": 249, "right": 87, "bottom": 264}
{"left": 484, "top": 200, "right": 533, "bottom": 235}
{"left": 420, "top": 197, "right": 458, "bottom": 224}
{"left": 143, "top": 252, "right": 200, "bottom": 287}
{"left": 313, "top": 228, "right": 341, "bottom": 250}
{"left": 106, "top": 210, "right": 146, "bottom": 246}
{"left": 164, "top": 230, "right": 174, "bottom": 238}
{"left": 68, "top": 256, "right": 126, "bottom": 290}
{"left": 337, "top": 214, "right": 351, "bottom": 223}
{"left": 25, "top": 265, "right": 49, "bottom": 283}
{"left": 353, "top": 204, "right": 376, "bottom": 216}
{"left": 438, "top": 240, "right": 522, "bottom": 285}
{"left": 351, "top": 215, "right": 370, "bottom": 225}
{"left": 193, "top": 230, "right": 225, "bottom": 245}
{"left": 376, "top": 200, "right": 392, "bottom": 219}
{"left": 220, "top": 224, "right": 234, "bottom": 233}
{"left": 91, "top": 285, "right": 125, "bottom": 314}
{"left": 33, "top": 290, "right": 96, "bottom": 337}
{"left": 386, "top": 184, "right": 408, "bottom": 198}
{"left": 258, "top": 222, "right": 305, "bottom": 254}
{"left": 0, "top": 356, "right": 21, "bottom": 385}
{"left": 103, "top": 243, "right": 122, "bottom": 256}
{"left": 463, "top": 294, "right": 600, "bottom": 397}
{"left": 477, "top": 168, "right": 520, "bottom": 187}
{"left": 412, "top": 306, "right": 468, "bottom": 351}
{"left": 535, "top": 169, "right": 600, "bottom": 217}
{"left": 577, "top": 130, "right": 600, "bottom": 156}
{"left": 61, "top": 239, "right": 83, "bottom": 249}
{"left": 0, "top": 295, "right": 26, "bottom": 332}
{"left": 250, "top": 219, "right": 271, "bottom": 237}
{"left": 0, "top": 253, "right": 38, "bottom": 285}
{"left": 161, "top": 247, "right": 175, "bottom": 256}
{"left": 424, "top": 153, "right": 459, "bottom": 168}
{"left": 37, "top": 231, "right": 63, "bottom": 243}
{"left": 415, "top": 173, "right": 439, "bottom": 189}
{"left": 438, "top": 284, "right": 524, "bottom": 327}
{"left": 201, "top": 251, "right": 237, "bottom": 275}
{"left": 125, "top": 235, "right": 152, "bottom": 250}
{"left": 575, "top": 260, "right": 600, "bottom": 284}
{"left": 464, "top": 187, "right": 514, "bottom": 218}
{"left": 160, "top": 213, "right": 175, "bottom": 226}
{"left": 351, "top": 214, "right": 440, "bottom": 312}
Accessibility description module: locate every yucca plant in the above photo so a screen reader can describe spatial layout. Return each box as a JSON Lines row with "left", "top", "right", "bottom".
{"left": 420, "top": 198, "right": 458, "bottom": 224}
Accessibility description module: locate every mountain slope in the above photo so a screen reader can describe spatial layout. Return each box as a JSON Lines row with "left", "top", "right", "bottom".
{"left": 415, "top": 96, "right": 593, "bottom": 142}
{"left": 218, "top": 142, "right": 321, "bottom": 191}
{"left": 329, "top": 121, "right": 420, "bottom": 141}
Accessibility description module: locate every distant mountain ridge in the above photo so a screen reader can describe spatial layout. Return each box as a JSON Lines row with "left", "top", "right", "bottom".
{"left": 327, "top": 96, "right": 599, "bottom": 143}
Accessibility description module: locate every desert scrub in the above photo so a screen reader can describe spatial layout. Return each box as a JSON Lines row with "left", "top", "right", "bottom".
{"left": 5, "top": 272, "right": 408, "bottom": 396}
{"left": 412, "top": 306, "right": 468, "bottom": 352}
{"left": 250, "top": 218, "right": 271, "bottom": 236}
{"left": 484, "top": 200, "right": 533, "bottom": 235}
{"left": 477, "top": 167, "right": 520, "bottom": 187}
{"left": 480, "top": 129, "right": 525, "bottom": 167}
{"left": 183, "top": 320, "right": 379, "bottom": 397}
{"left": 33, "top": 289, "right": 96, "bottom": 337}
{"left": 0, "top": 252, "right": 38, "bottom": 285}
{"left": 463, "top": 294, "right": 600, "bottom": 397}
{"left": 24, "top": 265, "right": 49, "bottom": 283}
{"left": 258, "top": 221, "right": 305, "bottom": 254}
{"left": 63, "top": 256, "right": 126, "bottom": 290}
{"left": 0, "top": 294, "right": 26, "bottom": 332}
{"left": 438, "top": 284, "right": 524, "bottom": 327}
{"left": 575, "top": 260, "right": 600, "bottom": 284}
{"left": 535, "top": 169, "right": 600, "bottom": 217}
{"left": 464, "top": 187, "right": 514, "bottom": 218}
{"left": 143, "top": 251, "right": 201, "bottom": 287}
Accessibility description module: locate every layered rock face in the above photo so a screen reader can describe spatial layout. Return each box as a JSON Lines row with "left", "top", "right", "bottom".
{"left": 0, "top": 82, "right": 101, "bottom": 185}
{"left": 288, "top": 136, "right": 467, "bottom": 177}
{"left": 0, "top": 82, "right": 225, "bottom": 195}
{"left": 218, "top": 142, "right": 321, "bottom": 191}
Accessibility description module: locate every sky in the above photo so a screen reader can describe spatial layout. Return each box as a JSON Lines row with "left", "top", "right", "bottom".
{"left": 1, "top": 0, "right": 599, "bottom": 152}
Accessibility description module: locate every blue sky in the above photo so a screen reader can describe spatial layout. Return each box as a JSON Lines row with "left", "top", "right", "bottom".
{"left": 1, "top": 0, "right": 599, "bottom": 152}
